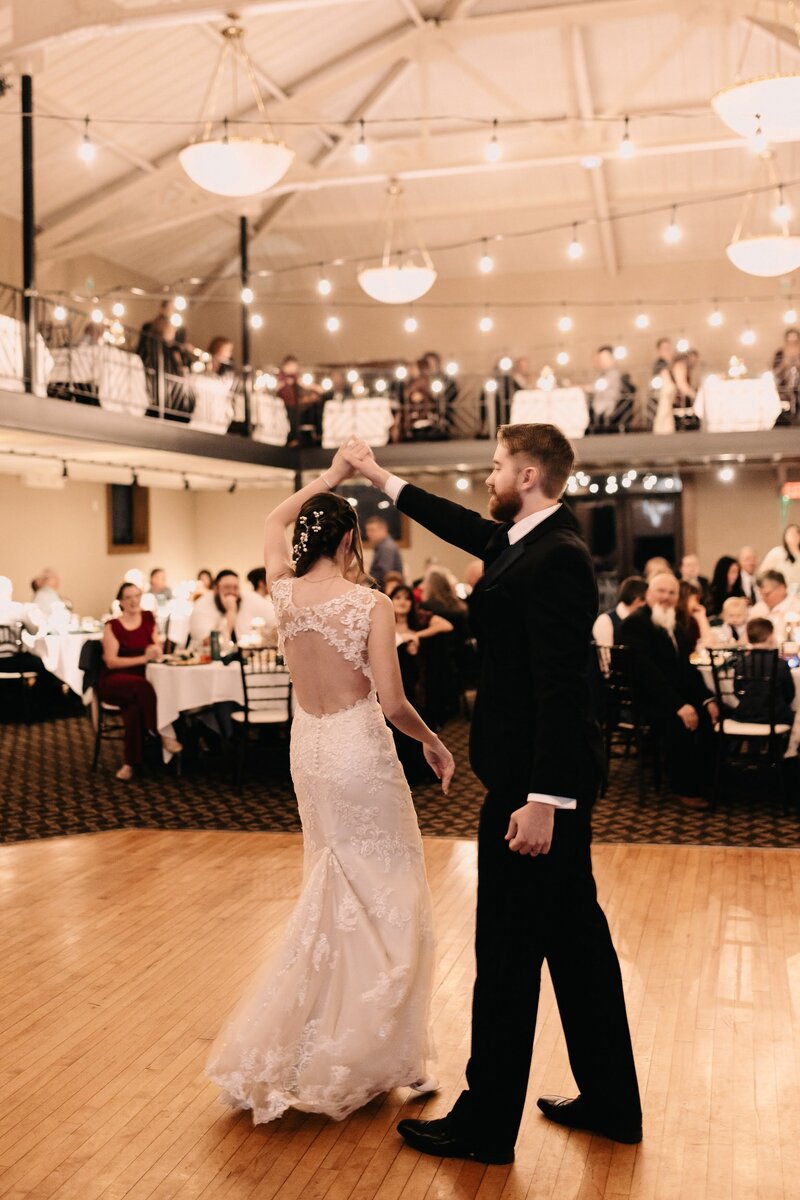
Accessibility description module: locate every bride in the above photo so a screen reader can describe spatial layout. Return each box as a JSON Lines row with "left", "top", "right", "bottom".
{"left": 206, "top": 440, "right": 455, "bottom": 1124}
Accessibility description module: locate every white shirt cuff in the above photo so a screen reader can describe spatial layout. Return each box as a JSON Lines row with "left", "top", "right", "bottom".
{"left": 526, "top": 792, "right": 577, "bottom": 810}
{"left": 384, "top": 475, "right": 407, "bottom": 503}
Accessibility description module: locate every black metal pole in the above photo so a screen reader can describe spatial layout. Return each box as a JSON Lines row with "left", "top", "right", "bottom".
{"left": 239, "top": 215, "right": 252, "bottom": 437}
{"left": 21, "top": 74, "right": 37, "bottom": 395}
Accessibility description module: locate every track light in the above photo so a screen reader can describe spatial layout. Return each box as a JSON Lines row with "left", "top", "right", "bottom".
{"left": 62, "top": 462, "right": 69, "bottom": 479}
{"left": 228, "top": 480, "right": 237, "bottom": 493}
{"left": 183, "top": 476, "right": 190, "bottom": 491}
{"left": 131, "top": 470, "right": 139, "bottom": 487}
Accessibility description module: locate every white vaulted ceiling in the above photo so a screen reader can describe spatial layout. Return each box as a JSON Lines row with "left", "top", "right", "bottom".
{"left": 0, "top": 0, "right": 798, "bottom": 293}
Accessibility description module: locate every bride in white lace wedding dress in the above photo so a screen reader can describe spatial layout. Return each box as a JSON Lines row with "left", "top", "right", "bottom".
{"left": 206, "top": 442, "right": 454, "bottom": 1124}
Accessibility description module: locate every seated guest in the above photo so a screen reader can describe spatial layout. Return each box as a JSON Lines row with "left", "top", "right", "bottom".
{"left": 420, "top": 567, "right": 469, "bottom": 726}
{"left": 750, "top": 570, "right": 795, "bottom": 644}
{"left": 643, "top": 556, "right": 674, "bottom": 581}
{"left": 676, "top": 581, "right": 712, "bottom": 653}
{"left": 381, "top": 571, "right": 405, "bottom": 596}
{"left": 246, "top": 566, "right": 268, "bottom": 597}
{"left": 365, "top": 515, "right": 404, "bottom": 588}
{"left": 31, "top": 568, "right": 66, "bottom": 616}
{"left": 276, "top": 354, "right": 321, "bottom": 446}
{"left": 772, "top": 327, "right": 800, "bottom": 424}
{"left": 189, "top": 569, "right": 277, "bottom": 645}
{"left": 679, "top": 554, "right": 710, "bottom": 607}
{"left": 191, "top": 568, "right": 213, "bottom": 602}
{"left": 136, "top": 298, "right": 176, "bottom": 358}
{"left": 394, "top": 383, "right": 439, "bottom": 442}
{"left": 759, "top": 524, "right": 800, "bottom": 590}
{"left": 587, "top": 345, "right": 623, "bottom": 432}
{"left": 732, "top": 617, "right": 796, "bottom": 726}
{"left": 462, "top": 558, "right": 484, "bottom": 595}
{"left": 99, "top": 581, "right": 181, "bottom": 782}
{"left": 708, "top": 555, "right": 743, "bottom": 616}
{"left": 619, "top": 572, "right": 718, "bottom": 809}
{"left": 319, "top": 369, "right": 352, "bottom": 403}
{"left": 593, "top": 575, "right": 648, "bottom": 647}
{"left": 738, "top": 545, "right": 760, "bottom": 604}
{"left": 148, "top": 568, "right": 173, "bottom": 606}
{"left": 206, "top": 336, "right": 235, "bottom": 378}
{"left": 0, "top": 575, "right": 44, "bottom": 678}
{"left": 713, "top": 596, "right": 750, "bottom": 643}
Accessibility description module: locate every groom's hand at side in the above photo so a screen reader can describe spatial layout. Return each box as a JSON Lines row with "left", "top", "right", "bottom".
{"left": 505, "top": 803, "right": 554, "bottom": 856}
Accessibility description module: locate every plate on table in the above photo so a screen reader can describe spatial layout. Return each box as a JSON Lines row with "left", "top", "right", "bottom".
{"left": 162, "top": 655, "right": 204, "bottom": 667}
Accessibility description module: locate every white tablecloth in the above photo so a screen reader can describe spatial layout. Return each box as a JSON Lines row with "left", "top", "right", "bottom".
{"left": 188, "top": 375, "right": 234, "bottom": 434}
{"left": 0, "top": 313, "right": 53, "bottom": 398}
{"left": 48, "top": 344, "right": 149, "bottom": 415}
{"left": 698, "top": 661, "right": 800, "bottom": 757}
{"left": 510, "top": 388, "right": 590, "bottom": 438}
{"left": 252, "top": 393, "right": 291, "bottom": 446}
{"left": 146, "top": 661, "right": 244, "bottom": 732}
{"left": 694, "top": 377, "right": 782, "bottom": 432}
{"left": 322, "top": 397, "right": 394, "bottom": 448}
{"left": 35, "top": 631, "right": 102, "bottom": 697}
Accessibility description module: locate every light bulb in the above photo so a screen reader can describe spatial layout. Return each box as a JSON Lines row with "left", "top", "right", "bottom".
{"left": 326, "top": 315, "right": 340, "bottom": 333}
{"left": 445, "top": 360, "right": 459, "bottom": 377}
{"left": 708, "top": 308, "right": 723, "bottom": 327}
{"left": 557, "top": 314, "right": 573, "bottom": 333}
{"left": 431, "top": 379, "right": 443, "bottom": 395}
{"left": 404, "top": 315, "right": 418, "bottom": 333}
{"left": 456, "top": 477, "right": 469, "bottom": 492}
{"left": 773, "top": 200, "right": 792, "bottom": 224}
{"left": 91, "top": 307, "right": 103, "bottom": 324}
{"left": 250, "top": 313, "right": 263, "bottom": 330}
{"left": 498, "top": 355, "right": 513, "bottom": 371}
{"left": 78, "top": 120, "right": 96, "bottom": 165}
{"left": 53, "top": 304, "right": 67, "bottom": 322}
{"left": 613, "top": 345, "right": 627, "bottom": 360}
{"left": 663, "top": 218, "right": 682, "bottom": 245}
{"left": 170, "top": 312, "right": 182, "bottom": 327}
{"left": 749, "top": 125, "right": 768, "bottom": 155}
{"left": 556, "top": 350, "right": 570, "bottom": 366}
{"left": 634, "top": 311, "right": 650, "bottom": 330}
{"left": 353, "top": 120, "right": 369, "bottom": 164}
{"left": 301, "top": 372, "right": 314, "bottom": 386}
{"left": 374, "top": 378, "right": 387, "bottom": 393}
{"left": 740, "top": 327, "right": 756, "bottom": 345}
{"left": 589, "top": 483, "right": 599, "bottom": 493}
{"left": 618, "top": 117, "right": 635, "bottom": 159}
{"left": 346, "top": 369, "right": 359, "bottom": 384}
{"left": 783, "top": 307, "right": 798, "bottom": 324}
{"left": 111, "top": 301, "right": 125, "bottom": 318}
{"left": 484, "top": 378, "right": 498, "bottom": 393}
{"left": 395, "top": 364, "right": 407, "bottom": 380}
{"left": 567, "top": 233, "right": 584, "bottom": 261}
{"left": 479, "top": 314, "right": 493, "bottom": 333}
{"left": 320, "top": 376, "right": 332, "bottom": 391}
{"left": 240, "top": 286, "right": 254, "bottom": 305}
{"left": 479, "top": 252, "right": 494, "bottom": 274}
{"left": 317, "top": 276, "right": 332, "bottom": 297}
{"left": 718, "top": 466, "right": 735, "bottom": 483}
{"left": 174, "top": 294, "right": 187, "bottom": 312}
{"left": 484, "top": 121, "right": 501, "bottom": 162}
{"left": 676, "top": 336, "right": 690, "bottom": 353}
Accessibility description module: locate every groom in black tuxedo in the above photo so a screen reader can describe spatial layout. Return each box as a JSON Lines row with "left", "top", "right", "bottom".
{"left": 344, "top": 424, "right": 641, "bottom": 1164}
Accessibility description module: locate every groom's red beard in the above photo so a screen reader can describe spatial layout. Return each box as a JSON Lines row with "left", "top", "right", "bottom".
{"left": 488, "top": 485, "right": 523, "bottom": 523}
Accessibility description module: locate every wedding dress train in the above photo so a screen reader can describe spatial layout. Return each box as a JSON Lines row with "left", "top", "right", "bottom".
{"left": 206, "top": 577, "right": 436, "bottom": 1123}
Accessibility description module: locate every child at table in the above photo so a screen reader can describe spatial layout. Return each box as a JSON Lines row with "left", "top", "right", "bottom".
{"left": 726, "top": 617, "right": 795, "bottom": 728}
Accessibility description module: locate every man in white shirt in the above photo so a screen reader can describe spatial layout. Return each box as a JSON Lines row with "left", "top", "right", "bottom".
{"left": 738, "top": 545, "right": 760, "bottom": 605}
{"left": 592, "top": 576, "right": 648, "bottom": 647}
{"left": 750, "top": 570, "right": 796, "bottom": 643}
{"left": 189, "top": 569, "right": 276, "bottom": 645}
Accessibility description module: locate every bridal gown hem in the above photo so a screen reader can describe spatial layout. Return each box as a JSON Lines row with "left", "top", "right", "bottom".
{"left": 206, "top": 578, "right": 436, "bottom": 1125}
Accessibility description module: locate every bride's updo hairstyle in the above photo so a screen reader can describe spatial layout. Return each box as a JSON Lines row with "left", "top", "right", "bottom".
{"left": 292, "top": 492, "right": 368, "bottom": 579}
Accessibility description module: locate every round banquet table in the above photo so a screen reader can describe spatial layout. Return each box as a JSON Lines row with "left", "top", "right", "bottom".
{"left": 696, "top": 660, "right": 800, "bottom": 757}
{"left": 34, "top": 631, "right": 102, "bottom": 698}
{"left": 694, "top": 376, "right": 782, "bottom": 432}
{"left": 510, "top": 388, "right": 590, "bottom": 439}
{"left": 146, "top": 661, "right": 245, "bottom": 733}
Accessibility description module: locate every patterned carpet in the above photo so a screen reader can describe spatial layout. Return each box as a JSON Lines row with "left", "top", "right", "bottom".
{"left": 1, "top": 692, "right": 798, "bottom": 847}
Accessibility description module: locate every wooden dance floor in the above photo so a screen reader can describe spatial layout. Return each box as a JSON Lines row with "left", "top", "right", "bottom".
{"left": 2, "top": 830, "right": 799, "bottom": 1200}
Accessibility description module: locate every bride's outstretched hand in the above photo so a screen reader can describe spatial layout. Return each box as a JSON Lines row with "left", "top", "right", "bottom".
{"left": 329, "top": 439, "right": 361, "bottom": 484}
{"left": 342, "top": 438, "right": 382, "bottom": 482}
{"left": 423, "top": 737, "right": 455, "bottom": 795}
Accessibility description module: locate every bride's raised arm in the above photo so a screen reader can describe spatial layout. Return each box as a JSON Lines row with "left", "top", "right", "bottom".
{"left": 263, "top": 441, "right": 356, "bottom": 587}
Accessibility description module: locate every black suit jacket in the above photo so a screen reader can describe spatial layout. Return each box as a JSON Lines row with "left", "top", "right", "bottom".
{"left": 617, "top": 605, "right": 711, "bottom": 719}
{"left": 396, "top": 484, "right": 604, "bottom": 804}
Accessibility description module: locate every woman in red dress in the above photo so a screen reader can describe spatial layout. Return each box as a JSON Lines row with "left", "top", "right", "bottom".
{"left": 99, "top": 582, "right": 181, "bottom": 780}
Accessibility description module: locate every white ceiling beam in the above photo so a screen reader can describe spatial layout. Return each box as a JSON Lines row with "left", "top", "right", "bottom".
{"left": 47, "top": 127, "right": 752, "bottom": 262}
{"left": 599, "top": 11, "right": 705, "bottom": 118}
{"left": 2, "top": 0, "right": 373, "bottom": 57}
{"left": 746, "top": 16, "right": 800, "bottom": 57}
{"left": 437, "top": 0, "right": 479, "bottom": 17}
{"left": 38, "top": 21, "right": 421, "bottom": 253}
{"left": 397, "top": 0, "right": 426, "bottom": 29}
{"left": 564, "top": 26, "right": 618, "bottom": 276}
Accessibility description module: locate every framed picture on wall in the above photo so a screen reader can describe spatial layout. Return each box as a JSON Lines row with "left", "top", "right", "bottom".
{"left": 335, "top": 483, "right": 409, "bottom": 548}
{"left": 107, "top": 484, "right": 150, "bottom": 554}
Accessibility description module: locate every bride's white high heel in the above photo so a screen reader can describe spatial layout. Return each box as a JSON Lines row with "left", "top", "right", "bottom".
{"left": 408, "top": 1075, "right": 439, "bottom": 1095}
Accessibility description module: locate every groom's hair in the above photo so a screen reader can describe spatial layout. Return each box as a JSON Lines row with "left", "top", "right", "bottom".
{"left": 497, "top": 423, "right": 574, "bottom": 499}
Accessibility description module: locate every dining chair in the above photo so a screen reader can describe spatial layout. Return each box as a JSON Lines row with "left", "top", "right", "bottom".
{"left": 232, "top": 649, "right": 292, "bottom": 789}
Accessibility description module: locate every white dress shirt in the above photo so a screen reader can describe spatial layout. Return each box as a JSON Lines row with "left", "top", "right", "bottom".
{"left": 383, "top": 475, "right": 575, "bottom": 811}
{"left": 592, "top": 602, "right": 633, "bottom": 648}
{"left": 749, "top": 596, "right": 796, "bottom": 644}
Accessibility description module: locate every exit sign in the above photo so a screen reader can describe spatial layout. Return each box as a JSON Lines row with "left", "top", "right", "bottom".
{"left": 782, "top": 482, "right": 800, "bottom": 500}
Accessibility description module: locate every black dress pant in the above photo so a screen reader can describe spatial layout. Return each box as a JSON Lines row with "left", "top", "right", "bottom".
{"left": 655, "top": 708, "right": 714, "bottom": 796}
{"left": 449, "top": 790, "right": 641, "bottom": 1149}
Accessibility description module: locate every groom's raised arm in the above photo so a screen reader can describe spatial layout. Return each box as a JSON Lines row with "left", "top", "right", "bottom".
{"left": 344, "top": 443, "right": 498, "bottom": 559}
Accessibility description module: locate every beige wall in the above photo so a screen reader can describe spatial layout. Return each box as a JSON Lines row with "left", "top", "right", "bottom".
{"left": 683, "top": 466, "right": 790, "bottom": 573}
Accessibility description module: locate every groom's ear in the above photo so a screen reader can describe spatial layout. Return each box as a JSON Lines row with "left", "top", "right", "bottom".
{"left": 520, "top": 462, "right": 540, "bottom": 492}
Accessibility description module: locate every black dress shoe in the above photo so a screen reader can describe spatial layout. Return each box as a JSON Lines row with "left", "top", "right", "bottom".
{"left": 537, "top": 1096, "right": 642, "bottom": 1144}
{"left": 396, "top": 1117, "right": 514, "bottom": 1165}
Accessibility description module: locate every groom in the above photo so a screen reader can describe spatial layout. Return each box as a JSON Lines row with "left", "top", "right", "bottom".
{"left": 344, "top": 424, "right": 641, "bottom": 1164}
